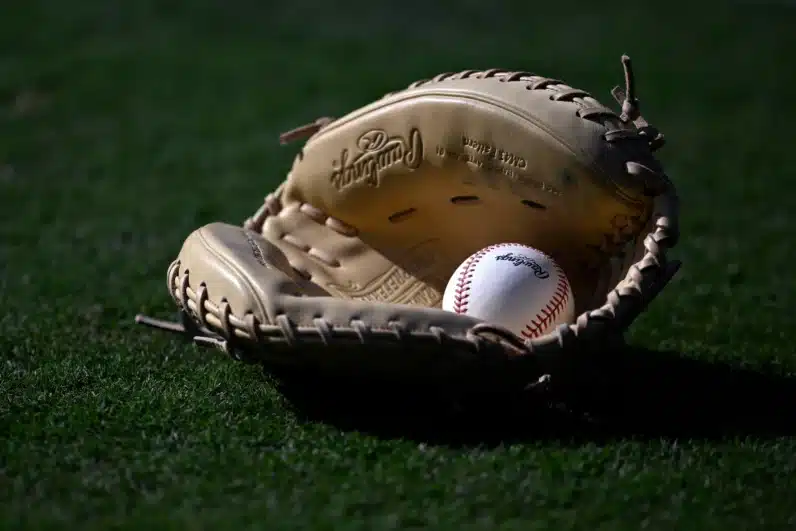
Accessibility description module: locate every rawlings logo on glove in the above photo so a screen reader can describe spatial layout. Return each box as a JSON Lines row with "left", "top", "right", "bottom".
{"left": 330, "top": 128, "right": 423, "bottom": 190}
{"left": 137, "top": 56, "right": 681, "bottom": 394}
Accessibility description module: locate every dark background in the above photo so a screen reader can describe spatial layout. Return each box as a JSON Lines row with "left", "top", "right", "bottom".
{"left": 2, "top": 1, "right": 796, "bottom": 529}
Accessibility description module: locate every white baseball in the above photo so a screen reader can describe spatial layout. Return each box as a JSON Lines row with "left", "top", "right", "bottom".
{"left": 442, "top": 243, "right": 575, "bottom": 339}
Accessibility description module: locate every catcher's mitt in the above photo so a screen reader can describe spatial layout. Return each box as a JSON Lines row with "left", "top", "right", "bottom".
{"left": 137, "top": 55, "right": 680, "bottom": 391}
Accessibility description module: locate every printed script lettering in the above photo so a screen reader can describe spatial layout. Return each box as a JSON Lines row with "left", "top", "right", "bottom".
{"left": 495, "top": 252, "right": 550, "bottom": 279}
{"left": 330, "top": 129, "right": 423, "bottom": 190}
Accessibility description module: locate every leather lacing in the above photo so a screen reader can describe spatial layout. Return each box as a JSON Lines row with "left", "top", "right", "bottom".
{"left": 263, "top": 55, "right": 668, "bottom": 265}
{"left": 135, "top": 55, "right": 680, "bottom": 387}
{"left": 242, "top": 189, "right": 357, "bottom": 238}
{"left": 138, "top": 262, "right": 532, "bottom": 363}
{"left": 240, "top": 187, "right": 357, "bottom": 281}
{"left": 135, "top": 190, "right": 679, "bottom": 369}
{"left": 400, "top": 56, "right": 664, "bottom": 151}
{"left": 401, "top": 55, "right": 667, "bottom": 197}
{"left": 249, "top": 55, "right": 666, "bottom": 250}
{"left": 278, "top": 56, "right": 665, "bottom": 158}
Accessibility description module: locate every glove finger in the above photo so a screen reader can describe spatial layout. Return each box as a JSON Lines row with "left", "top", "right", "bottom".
{"left": 165, "top": 223, "right": 542, "bottom": 385}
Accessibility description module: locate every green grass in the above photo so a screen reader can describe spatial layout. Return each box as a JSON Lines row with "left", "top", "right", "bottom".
{"left": 2, "top": 0, "right": 796, "bottom": 529}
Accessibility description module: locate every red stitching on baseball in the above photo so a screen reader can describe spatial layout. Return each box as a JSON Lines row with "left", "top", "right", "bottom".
{"left": 520, "top": 263, "right": 571, "bottom": 339}
{"left": 452, "top": 243, "right": 514, "bottom": 314}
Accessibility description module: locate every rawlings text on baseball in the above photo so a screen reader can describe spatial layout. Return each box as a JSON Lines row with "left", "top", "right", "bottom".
{"left": 441, "top": 243, "right": 575, "bottom": 339}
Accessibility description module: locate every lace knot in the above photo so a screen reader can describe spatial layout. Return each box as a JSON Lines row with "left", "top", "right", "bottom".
{"left": 610, "top": 55, "right": 665, "bottom": 152}
{"left": 279, "top": 117, "right": 335, "bottom": 145}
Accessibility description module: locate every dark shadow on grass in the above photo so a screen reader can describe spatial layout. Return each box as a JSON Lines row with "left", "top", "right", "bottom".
{"left": 265, "top": 344, "right": 796, "bottom": 448}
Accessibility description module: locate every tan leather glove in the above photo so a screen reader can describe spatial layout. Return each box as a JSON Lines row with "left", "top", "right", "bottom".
{"left": 137, "top": 56, "right": 680, "bottom": 392}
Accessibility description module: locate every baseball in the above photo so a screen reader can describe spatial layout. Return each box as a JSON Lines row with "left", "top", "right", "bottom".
{"left": 442, "top": 243, "right": 575, "bottom": 339}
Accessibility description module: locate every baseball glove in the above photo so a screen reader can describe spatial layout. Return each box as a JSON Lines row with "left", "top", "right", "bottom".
{"left": 137, "top": 55, "right": 680, "bottom": 392}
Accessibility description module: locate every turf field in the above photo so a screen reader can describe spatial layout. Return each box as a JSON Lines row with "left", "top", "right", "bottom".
{"left": 2, "top": 1, "right": 796, "bottom": 529}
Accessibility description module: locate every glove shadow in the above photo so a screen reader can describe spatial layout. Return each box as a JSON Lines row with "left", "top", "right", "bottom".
{"left": 264, "top": 345, "right": 796, "bottom": 448}
{"left": 565, "top": 344, "right": 796, "bottom": 440}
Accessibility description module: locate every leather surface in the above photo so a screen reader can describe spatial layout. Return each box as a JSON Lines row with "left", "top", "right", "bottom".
{"left": 248, "top": 69, "right": 666, "bottom": 314}
{"left": 137, "top": 59, "right": 680, "bottom": 387}
{"left": 178, "top": 222, "right": 486, "bottom": 334}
